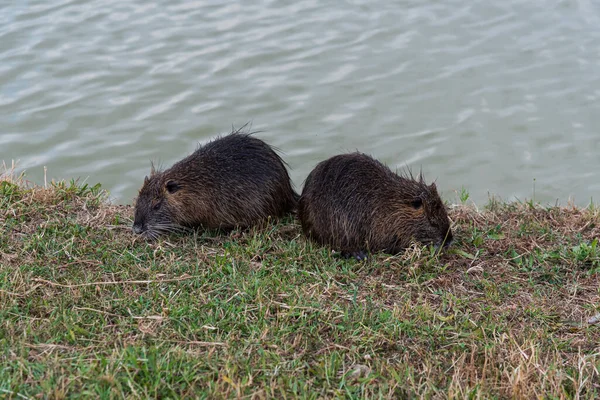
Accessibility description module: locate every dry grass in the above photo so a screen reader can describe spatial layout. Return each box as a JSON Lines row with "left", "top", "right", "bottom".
{"left": 1, "top": 168, "right": 599, "bottom": 399}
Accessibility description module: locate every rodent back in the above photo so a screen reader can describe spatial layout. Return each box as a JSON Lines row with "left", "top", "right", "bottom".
{"left": 299, "top": 153, "right": 393, "bottom": 250}
{"left": 301, "top": 152, "right": 415, "bottom": 218}
{"left": 157, "top": 132, "right": 296, "bottom": 228}
{"left": 178, "top": 133, "right": 292, "bottom": 192}
{"left": 299, "top": 152, "right": 452, "bottom": 252}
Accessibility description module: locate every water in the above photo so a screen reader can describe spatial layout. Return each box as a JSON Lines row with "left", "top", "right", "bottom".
{"left": 2, "top": 0, "right": 600, "bottom": 206}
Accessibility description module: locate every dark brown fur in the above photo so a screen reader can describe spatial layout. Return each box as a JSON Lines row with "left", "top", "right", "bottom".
{"left": 133, "top": 129, "right": 298, "bottom": 239}
{"left": 298, "top": 152, "right": 453, "bottom": 259}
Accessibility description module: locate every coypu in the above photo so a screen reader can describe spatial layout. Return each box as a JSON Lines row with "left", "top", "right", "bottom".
{"left": 132, "top": 128, "right": 299, "bottom": 239}
{"left": 298, "top": 152, "right": 453, "bottom": 260}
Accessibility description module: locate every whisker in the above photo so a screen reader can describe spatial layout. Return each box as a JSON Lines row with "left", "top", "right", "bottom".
{"left": 158, "top": 225, "right": 188, "bottom": 233}
{"left": 147, "top": 223, "right": 191, "bottom": 236}
{"left": 149, "top": 230, "right": 159, "bottom": 241}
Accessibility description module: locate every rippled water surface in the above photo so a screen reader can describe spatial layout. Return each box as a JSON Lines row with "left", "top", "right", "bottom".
{"left": 2, "top": 0, "right": 600, "bottom": 205}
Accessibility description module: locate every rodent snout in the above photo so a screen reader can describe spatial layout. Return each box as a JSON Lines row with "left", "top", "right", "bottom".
{"left": 132, "top": 224, "right": 144, "bottom": 235}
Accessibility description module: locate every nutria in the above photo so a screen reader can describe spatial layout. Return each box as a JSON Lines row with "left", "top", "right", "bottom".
{"left": 132, "top": 128, "right": 299, "bottom": 239}
{"left": 298, "top": 152, "right": 453, "bottom": 259}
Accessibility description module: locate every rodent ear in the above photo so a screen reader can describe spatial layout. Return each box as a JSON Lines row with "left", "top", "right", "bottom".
{"left": 165, "top": 180, "right": 180, "bottom": 194}
{"left": 411, "top": 198, "right": 423, "bottom": 209}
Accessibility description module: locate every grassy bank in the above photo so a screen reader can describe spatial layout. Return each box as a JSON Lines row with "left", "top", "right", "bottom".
{"left": 0, "top": 173, "right": 599, "bottom": 399}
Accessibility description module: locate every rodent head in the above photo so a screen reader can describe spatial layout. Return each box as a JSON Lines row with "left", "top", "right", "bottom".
{"left": 394, "top": 179, "right": 453, "bottom": 249}
{"left": 132, "top": 167, "right": 183, "bottom": 239}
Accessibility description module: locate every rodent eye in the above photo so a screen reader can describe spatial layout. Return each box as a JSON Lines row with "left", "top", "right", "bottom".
{"left": 166, "top": 180, "right": 180, "bottom": 194}
{"left": 153, "top": 202, "right": 161, "bottom": 211}
{"left": 411, "top": 198, "right": 423, "bottom": 209}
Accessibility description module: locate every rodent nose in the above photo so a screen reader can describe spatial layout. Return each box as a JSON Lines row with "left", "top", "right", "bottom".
{"left": 132, "top": 224, "right": 144, "bottom": 234}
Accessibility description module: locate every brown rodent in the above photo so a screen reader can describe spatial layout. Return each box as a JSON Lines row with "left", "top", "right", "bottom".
{"left": 133, "top": 128, "right": 299, "bottom": 239}
{"left": 297, "top": 152, "right": 453, "bottom": 259}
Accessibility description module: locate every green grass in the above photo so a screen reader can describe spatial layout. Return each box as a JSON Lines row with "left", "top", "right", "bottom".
{"left": 0, "top": 175, "right": 599, "bottom": 399}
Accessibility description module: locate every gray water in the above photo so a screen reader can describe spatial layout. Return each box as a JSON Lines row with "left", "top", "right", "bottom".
{"left": 2, "top": 0, "right": 600, "bottom": 206}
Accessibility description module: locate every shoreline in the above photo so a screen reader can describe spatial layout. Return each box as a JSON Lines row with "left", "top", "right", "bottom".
{"left": 3, "top": 163, "right": 595, "bottom": 209}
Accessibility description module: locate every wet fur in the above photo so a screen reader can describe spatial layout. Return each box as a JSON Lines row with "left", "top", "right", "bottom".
{"left": 133, "top": 128, "right": 298, "bottom": 239}
{"left": 298, "top": 152, "right": 453, "bottom": 257}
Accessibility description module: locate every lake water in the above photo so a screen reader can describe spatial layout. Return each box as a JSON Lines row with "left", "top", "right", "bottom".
{"left": 2, "top": 0, "right": 600, "bottom": 206}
